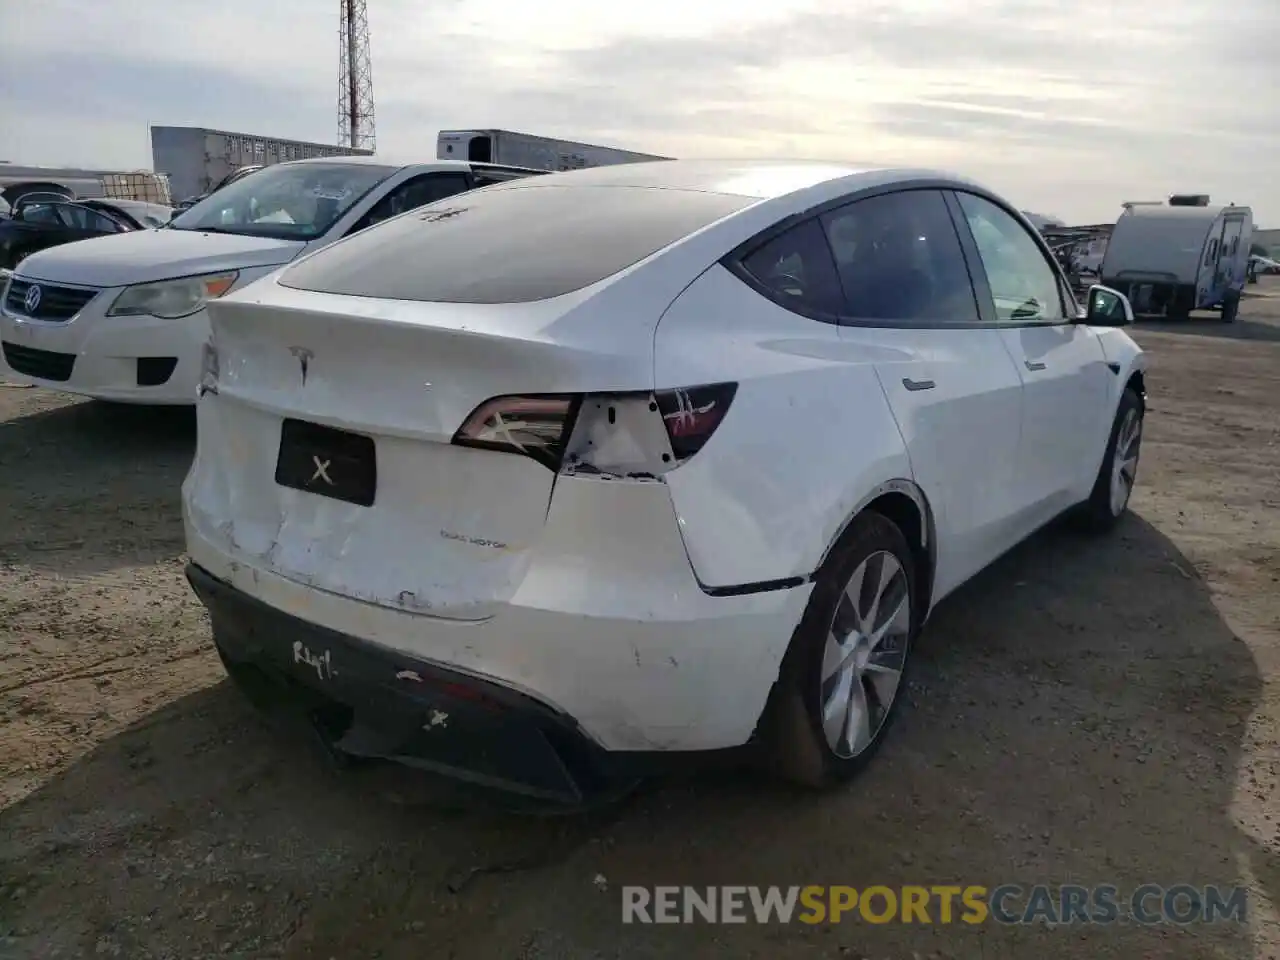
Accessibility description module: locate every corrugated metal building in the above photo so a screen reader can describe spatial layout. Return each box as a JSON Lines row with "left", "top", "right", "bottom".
{"left": 150, "top": 125, "right": 373, "bottom": 203}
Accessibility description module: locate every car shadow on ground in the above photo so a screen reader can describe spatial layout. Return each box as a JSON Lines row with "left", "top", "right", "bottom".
{"left": 0, "top": 399, "right": 194, "bottom": 574}
{"left": 1133, "top": 283, "right": 1280, "bottom": 343}
{"left": 1136, "top": 314, "right": 1280, "bottom": 343}
{"left": 0, "top": 512, "right": 1271, "bottom": 959}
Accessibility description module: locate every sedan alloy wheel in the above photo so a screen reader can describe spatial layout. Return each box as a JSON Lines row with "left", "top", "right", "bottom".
{"left": 820, "top": 550, "right": 911, "bottom": 759}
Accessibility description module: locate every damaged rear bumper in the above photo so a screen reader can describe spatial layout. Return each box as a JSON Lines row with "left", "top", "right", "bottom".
{"left": 187, "top": 563, "right": 739, "bottom": 804}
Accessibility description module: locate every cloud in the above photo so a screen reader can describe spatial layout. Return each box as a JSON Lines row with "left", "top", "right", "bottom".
{"left": 1, "top": 0, "right": 1277, "bottom": 225}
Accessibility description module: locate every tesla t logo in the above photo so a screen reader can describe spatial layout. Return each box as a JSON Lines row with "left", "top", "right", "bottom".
{"left": 23, "top": 285, "right": 41, "bottom": 314}
{"left": 309, "top": 456, "right": 334, "bottom": 486}
{"left": 289, "top": 346, "right": 313, "bottom": 384}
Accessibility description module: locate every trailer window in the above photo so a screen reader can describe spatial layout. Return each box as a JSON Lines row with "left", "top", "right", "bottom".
{"left": 280, "top": 184, "right": 755, "bottom": 303}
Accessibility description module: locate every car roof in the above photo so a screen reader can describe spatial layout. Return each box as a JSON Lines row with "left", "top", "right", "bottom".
{"left": 14, "top": 191, "right": 72, "bottom": 204}
{"left": 86, "top": 198, "right": 169, "bottom": 213}
{"left": 483, "top": 158, "right": 983, "bottom": 201}
{"left": 284, "top": 155, "right": 472, "bottom": 173}
{"left": 276, "top": 156, "right": 546, "bottom": 179}
{"left": 277, "top": 159, "right": 1014, "bottom": 308}
{"left": 285, "top": 154, "right": 405, "bottom": 167}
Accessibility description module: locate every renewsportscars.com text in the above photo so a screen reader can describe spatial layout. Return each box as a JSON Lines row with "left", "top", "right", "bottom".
{"left": 621, "top": 884, "right": 1248, "bottom": 925}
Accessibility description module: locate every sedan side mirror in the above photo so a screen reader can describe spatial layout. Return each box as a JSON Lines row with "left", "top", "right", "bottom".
{"left": 1084, "top": 284, "right": 1134, "bottom": 327}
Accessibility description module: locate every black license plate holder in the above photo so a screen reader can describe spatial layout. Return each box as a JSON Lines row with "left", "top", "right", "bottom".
{"left": 274, "top": 418, "right": 377, "bottom": 507}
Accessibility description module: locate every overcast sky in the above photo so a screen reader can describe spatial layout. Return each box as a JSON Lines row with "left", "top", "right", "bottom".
{"left": 2, "top": 0, "right": 1276, "bottom": 225}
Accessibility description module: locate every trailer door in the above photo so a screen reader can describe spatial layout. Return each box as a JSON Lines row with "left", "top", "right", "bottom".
{"left": 1218, "top": 217, "right": 1246, "bottom": 294}
{"left": 1204, "top": 217, "right": 1241, "bottom": 306}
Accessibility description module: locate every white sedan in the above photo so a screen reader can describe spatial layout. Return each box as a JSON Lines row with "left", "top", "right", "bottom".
{"left": 182, "top": 160, "right": 1146, "bottom": 801}
{"left": 0, "top": 157, "right": 540, "bottom": 403}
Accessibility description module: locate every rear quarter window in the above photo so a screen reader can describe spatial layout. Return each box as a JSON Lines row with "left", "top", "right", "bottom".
{"left": 279, "top": 185, "right": 755, "bottom": 304}
{"left": 737, "top": 218, "right": 845, "bottom": 317}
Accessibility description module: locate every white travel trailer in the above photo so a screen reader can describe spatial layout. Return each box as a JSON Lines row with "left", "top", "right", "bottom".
{"left": 1099, "top": 195, "right": 1253, "bottom": 322}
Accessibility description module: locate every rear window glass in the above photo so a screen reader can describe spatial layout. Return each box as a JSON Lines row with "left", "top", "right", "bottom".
{"left": 279, "top": 185, "right": 756, "bottom": 304}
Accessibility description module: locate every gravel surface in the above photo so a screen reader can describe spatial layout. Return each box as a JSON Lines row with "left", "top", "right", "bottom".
{"left": 1, "top": 282, "right": 1278, "bottom": 959}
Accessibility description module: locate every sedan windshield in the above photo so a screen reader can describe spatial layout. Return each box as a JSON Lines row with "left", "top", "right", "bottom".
{"left": 167, "top": 162, "right": 395, "bottom": 241}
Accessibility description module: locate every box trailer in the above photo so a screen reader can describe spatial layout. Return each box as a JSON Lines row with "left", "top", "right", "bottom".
{"left": 1100, "top": 195, "right": 1253, "bottom": 322}
{"left": 436, "top": 129, "right": 669, "bottom": 172}
{"left": 150, "top": 125, "right": 372, "bottom": 206}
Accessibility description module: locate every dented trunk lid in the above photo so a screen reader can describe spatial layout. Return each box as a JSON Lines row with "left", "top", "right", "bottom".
{"left": 187, "top": 281, "right": 655, "bottom": 621}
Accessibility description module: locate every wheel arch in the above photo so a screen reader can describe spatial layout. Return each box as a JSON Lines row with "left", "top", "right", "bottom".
{"left": 751, "top": 478, "right": 936, "bottom": 776}
{"left": 1126, "top": 368, "right": 1146, "bottom": 409}
{"left": 1096, "top": 330, "right": 1147, "bottom": 415}
{"left": 814, "top": 478, "right": 938, "bottom": 623}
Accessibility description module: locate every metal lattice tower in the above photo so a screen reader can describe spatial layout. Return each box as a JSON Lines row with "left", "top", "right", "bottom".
{"left": 337, "top": 0, "right": 376, "bottom": 151}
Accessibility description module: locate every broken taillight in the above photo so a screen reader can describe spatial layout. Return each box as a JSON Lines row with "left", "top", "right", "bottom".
{"left": 654, "top": 383, "right": 737, "bottom": 461}
{"left": 451, "top": 394, "right": 582, "bottom": 471}
{"left": 451, "top": 382, "right": 737, "bottom": 475}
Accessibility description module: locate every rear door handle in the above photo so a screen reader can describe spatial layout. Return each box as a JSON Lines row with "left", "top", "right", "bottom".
{"left": 1024, "top": 360, "right": 1047, "bottom": 371}
{"left": 902, "top": 378, "right": 935, "bottom": 392}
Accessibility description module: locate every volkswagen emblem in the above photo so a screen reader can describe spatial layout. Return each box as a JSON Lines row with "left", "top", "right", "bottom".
{"left": 23, "top": 284, "right": 42, "bottom": 315}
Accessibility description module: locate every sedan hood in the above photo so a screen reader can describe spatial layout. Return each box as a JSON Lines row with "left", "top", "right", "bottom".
{"left": 14, "top": 228, "right": 306, "bottom": 287}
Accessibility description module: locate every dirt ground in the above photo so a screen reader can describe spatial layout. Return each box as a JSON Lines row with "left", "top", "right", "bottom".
{"left": 1, "top": 283, "right": 1278, "bottom": 960}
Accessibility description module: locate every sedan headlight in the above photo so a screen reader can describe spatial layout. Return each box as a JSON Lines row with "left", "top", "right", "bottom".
{"left": 107, "top": 271, "right": 239, "bottom": 319}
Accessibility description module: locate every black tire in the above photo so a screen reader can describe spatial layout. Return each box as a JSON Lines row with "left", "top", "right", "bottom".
{"left": 1222, "top": 293, "right": 1240, "bottom": 323}
{"left": 759, "top": 510, "right": 919, "bottom": 788}
{"left": 1077, "top": 386, "right": 1143, "bottom": 532}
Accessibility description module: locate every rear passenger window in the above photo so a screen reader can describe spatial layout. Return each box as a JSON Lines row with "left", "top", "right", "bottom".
{"left": 18, "top": 203, "right": 63, "bottom": 225}
{"left": 351, "top": 173, "right": 472, "bottom": 233}
{"left": 820, "top": 190, "right": 979, "bottom": 324}
{"left": 64, "top": 207, "right": 122, "bottom": 233}
{"left": 739, "top": 218, "right": 844, "bottom": 317}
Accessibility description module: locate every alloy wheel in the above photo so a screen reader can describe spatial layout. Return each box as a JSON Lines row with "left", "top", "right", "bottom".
{"left": 819, "top": 550, "right": 911, "bottom": 759}
{"left": 1110, "top": 408, "right": 1142, "bottom": 515}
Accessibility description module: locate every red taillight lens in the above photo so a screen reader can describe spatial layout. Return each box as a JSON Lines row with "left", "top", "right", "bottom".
{"left": 451, "top": 394, "right": 581, "bottom": 471}
{"left": 654, "top": 382, "right": 737, "bottom": 461}
{"left": 452, "top": 383, "right": 736, "bottom": 473}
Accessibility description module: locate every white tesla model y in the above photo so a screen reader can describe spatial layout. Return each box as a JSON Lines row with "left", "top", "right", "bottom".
{"left": 182, "top": 160, "right": 1146, "bottom": 802}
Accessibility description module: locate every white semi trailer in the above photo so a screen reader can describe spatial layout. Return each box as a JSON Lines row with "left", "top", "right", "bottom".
{"left": 151, "top": 125, "right": 371, "bottom": 206}
{"left": 436, "top": 129, "right": 669, "bottom": 172}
